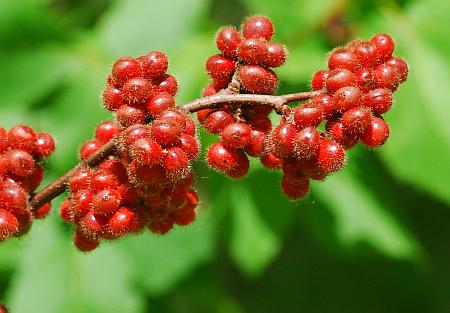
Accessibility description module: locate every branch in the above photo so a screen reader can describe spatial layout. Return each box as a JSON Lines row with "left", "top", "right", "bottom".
{"left": 30, "top": 90, "right": 322, "bottom": 210}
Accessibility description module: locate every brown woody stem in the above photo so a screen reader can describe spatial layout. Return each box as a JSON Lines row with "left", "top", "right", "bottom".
{"left": 30, "top": 90, "right": 321, "bottom": 210}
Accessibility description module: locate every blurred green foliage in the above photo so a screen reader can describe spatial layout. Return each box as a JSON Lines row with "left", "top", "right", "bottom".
{"left": 0, "top": 0, "right": 449, "bottom": 312}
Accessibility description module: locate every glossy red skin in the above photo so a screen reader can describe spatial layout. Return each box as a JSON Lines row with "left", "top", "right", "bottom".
{"left": 153, "top": 74, "right": 178, "bottom": 96}
{"left": 6, "top": 149, "right": 35, "bottom": 177}
{"left": 242, "top": 16, "right": 274, "bottom": 40}
{"left": 325, "top": 69, "right": 356, "bottom": 94}
{"left": 226, "top": 151, "right": 249, "bottom": 179}
{"left": 363, "top": 88, "right": 392, "bottom": 114}
{"left": 0, "top": 208, "right": 19, "bottom": 241}
{"left": 73, "top": 230, "right": 100, "bottom": 252}
{"left": 370, "top": 33, "right": 394, "bottom": 63}
{"left": 116, "top": 105, "right": 147, "bottom": 127}
{"left": 348, "top": 40, "right": 378, "bottom": 68}
{"left": 281, "top": 175, "right": 310, "bottom": 200}
{"left": 333, "top": 86, "right": 363, "bottom": 112}
{"left": 111, "top": 57, "right": 141, "bottom": 87}
{"left": 326, "top": 120, "right": 359, "bottom": 150}
{"left": 206, "top": 54, "right": 236, "bottom": 81}
{"left": 341, "top": 107, "right": 372, "bottom": 135}
{"left": 35, "top": 133, "right": 56, "bottom": 157}
{"left": 373, "top": 63, "right": 400, "bottom": 91}
{"left": 204, "top": 111, "right": 234, "bottom": 134}
{"left": 138, "top": 51, "right": 168, "bottom": 79}
{"left": 260, "top": 152, "right": 282, "bottom": 169}
{"left": 207, "top": 142, "right": 239, "bottom": 172}
{"left": 264, "top": 42, "right": 287, "bottom": 67}
{"left": 162, "top": 147, "right": 190, "bottom": 181}
{"left": 95, "top": 121, "right": 121, "bottom": 144}
{"left": 221, "top": 122, "right": 252, "bottom": 149}
{"left": 239, "top": 65, "right": 277, "bottom": 94}
{"left": 237, "top": 38, "right": 268, "bottom": 65}
{"left": 328, "top": 48, "right": 360, "bottom": 72}
{"left": 360, "top": 117, "right": 390, "bottom": 147}
{"left": 146, "top": 92, "right": 175, "bottom": 116}
{"left": 355, "top": 68, "right": 376, "bottom": 93}
{"left": 270, "top": 123, "right": 298, "bottom": 158}
{"left": 311, "top": 70, "right": 329, "bottom": 90}
{"left": 293, "top": 127, "right": 321, "bottom": 160}
{"left": 179, "top": 134, "right": 199, "bottom": 160}
{"left": 150, "top": 120, "right": 182, "bottom": 147}
{"left": 311, "top": 94, "right": 336, "bottom": 119}
{"left": 69, "top": 169, "right": 93, "bottom": 192}
{"left": 293, "top": 104, "right": 324, "bottom": 129}
{"left": 93, "top": 189, "right": 121, "bottom": 215}
{"left": 8, "top": 125, "right": 37, "bottom": 153}
{"left": 102, "top": 85, "right": 125, "bottom": 111}
{"left": 216, "top": 27, "right": 242, "bottom": 57}
{"left": 130, "top": 138, "right": 164, "bottom": 166}
{"left": 245, "top": 130, "right": 266, "bottom": 157}
{"left": 317, "top": 139, "right": 346, "bottom": 174}
{"left": 79, "top": 139, "right": 102, "bottom": 160}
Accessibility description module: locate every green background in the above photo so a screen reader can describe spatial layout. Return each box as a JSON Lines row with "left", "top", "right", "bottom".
{"left": 0, "top": 0, "right": 449, "bottom": 312}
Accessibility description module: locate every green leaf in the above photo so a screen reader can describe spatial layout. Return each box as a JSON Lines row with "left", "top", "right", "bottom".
{"left": 229, "top": 184, "right": 281, "bottom": 277}
{"left": 121, "top": 213, "right": 214, "bottom": 296}
{"left": 97, "top": 0, "right": 209, "bottom": 58}
{"left": 314, "top": 171, "right": 419, "bottom": 260}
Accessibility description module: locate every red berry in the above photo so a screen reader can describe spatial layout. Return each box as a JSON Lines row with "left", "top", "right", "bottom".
{"left": 311, "top": 94, "right": 336, "bottom": 119}
{"left": 264, "top": 42, "right": 287, "bottom": 67}
{"left": 0, "top": 127, "right": 8, "bottom": 153}
{"left": 325, "top": 69, "right": 356, "bottom": 94}
{"left": 34, "top": 202, "right": 51, "bottom": 219}
{"left": 185, "top": 117, "right": 196, "bottom": 136}
{"left": 80, "top": 211, "right": 107, "bottom": 240}
{"left": 360, "top": 117, "right": 390, "bottom": 147}
{"left": 242, "top": 16, "right": 274, "bottom": 41}
{"left": 341, "top": 107, "right": 372, "bottom": 134}
{"left": 35, "top": 133, "right": 56, "bottom": 158}
{"left": 60, "top": 199, "right": 72, "bottom": 222}
{"left": 122, "top": 77, "right": 154, "bottom": 104}
{"left": 6, "top": 149, "right": 35, "bottom": 177}
{"left": 138, "top": 51, "right": 168, "bottom": 79}
{"left": 153, "top": 74, "right": 178, "bottom": 96}
{"left": 293, "top": 127, "right": 321, "bottom": 160}
{"left": 248, "top": 114, "right": 272, "bottom": 132}
{"left": 281, "top": 175, "right": 310, "bottom": 200}
{"left": 95, "top": 121, "right": 121, "bottom": 144}
{"left": 333, "top": 86, "right": 362, "bottom": 112}
{"left": 8, "top": 125, "right": 37, "bottom": 153}
{"left": 102, "top": 86, "right": 124, "bottom": 111}
{"left": 348, "top": 40, "right": 377, "bottom": 68}
{"left": 71, "top": 190, "right": 93, "bottom": 221}
{"left": 163, "top": 147, "right": 190, "bottom": 181}
{"left": 260, "top": 151, "right": 282, "bottom": 169}
{"left": 179, "top": 134, "right": 199, "bottom": 160}
{"left": 226, "top": 151, "right": 249, "bottom": 179}
{"left": 107, "top": 207, "right": 137, "bottom": 238}
{"left": 328, "top": 48, "right": 360, "bottom": 72}
{"left": 79, "top": 140, "right": 102, "bottom": 160}
{"left": 216, "top": 27, "right": 242, "bottom": 57}
{"left": 237, "top": 38, "right": 268, "bottom": 64}
{"left": 128, "top": 161, "right": 163, "bottom": 184}
{"left": 370, "top": 33, "right": 394, "bottom": 63}
{"left": 93, "top": 189, "right": 121, "bottom": 215}
{"left": 204, "top": 111, "right": 234, "bottom": 134}
{"left": 373, "top": 63, "right": 400, "bottom": 91}
{"left": 111, "top": 57, "right": 141, "bottom": 87}
{"left": 221, "top": 122, "right": 252, "bottom": 149}
{"left": 99, "top": 160, "right": 127, "bottom": 182}
{"left": 355, "top": 68, "right": 376, "bottom": 93}
{"left": 69, "top": 169, "right": 93, "bottom": 192}
{"left": 293, "top": 104, "right": 324, "bottom": 129}
{"left": 19, "top": 164, "right": 43, "bottom": 192}
{"left": 148, "top": 219, "right": 173, "bottom": 234}
{"left": 311, "top": 70, "right": 329, "bottom": 90}
{"left": 73, "top": 230, "right": 99, "bottom": 252}
{"left": 385, "top": 57, "right": 408, "bottom": 83}
{"left": 157, "top": 109, "right": 187, "bottom": 130}
{"left": 207, "top": 142, "right": 239, "bottom": 172}
{"left": 245, "top": 129, "right": 266, "bottom": 157}
{"left": 121, "top": 124, "right": 151, "bottom": 147}
{"left": 270, "top": 123, "right": 297, "bottom": 158}
{"left": 205, "top": 55, "right": 236, "bottom": 88}
{"left": 146, "top": 92, "right": 175, "bottom": 116}
{"left": 91, "top": 170, "right": 120, "bottom": 192}
{"left": 238, "top": 65, "right": 277, "bottom": 94}
{"left": 326, "top": 120, "right": 359, "bottom": 150}
{"left": 363, "top": 88, "right": 392, "bottom": 114}
{"left": 150, "top": 119, "right": 182, "bottom": 147}
{"left": 317, "top": 139, "right": 346, "bottom": 174}
{"left": 173, "top": 208, "right": 196, "bottom": 226}
{"left": 203, "top": 83, "right": 218, "bottom": 97}
{"left": 116, "top": 105, "right": 147, "bottom": 127}
{"left": 130, "top": 138, "right": 164, "bottom": 166}
{"left": 0, "top": 208, "right": 19, "bottom": 241}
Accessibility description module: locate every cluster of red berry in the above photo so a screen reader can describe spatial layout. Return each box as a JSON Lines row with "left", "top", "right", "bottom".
{"left": 0, "top": 126, "right": 55, "bottom": 241}
{"left": 267, "top": 33, "right": 408, "bottom": 199}
{"left": 198, "top": 16, "right": 286, "bottom": 178}
{"left": 102, "top": 51, "right": 178, "bottom": 127}
{"left": 63, "top": 98, "right": 199, "bottom": 250}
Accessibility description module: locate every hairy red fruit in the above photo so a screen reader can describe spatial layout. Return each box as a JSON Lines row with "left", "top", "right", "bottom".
{"left": 226, "top": 151, "right": 250, "bottom": 179}
{"left": 260, "top": 151, "right": 282, "bottom": 169}
{"left": 179, "top": 134, "right": 199, "bottom": 160}
{"left": 293, "top": 104, "right": 324, "bottom": 129}
{"left": 311, "top": 70, "right": 329, "bottom": 90}
{"left": 157, "top": 109, "right": 187, "bottom": 130}
{"left": 146, "top": 92, "right": 175, "bottom": 116}
{"left": 153, "top": 74, "right": 178, "bottom": 96}
{"left": 174, "top": 209, "right": 196, "bottom": 226}
{"left": 60, "top": 199, "right": 72, "bottom": 222}
{"left": 221, "top": 122, "right": 252, "bottom": 149}
{"left": 207, "top": 142, "right": 239, "bottom": 172}
{"left": 355, "top": 68, "right": 375, "bottom": 93}
{"left": 311, "top": 94, "right": 335, "bottom": 119}
{"left": 95, "top": 121, "right": 121, "bottom": 144}
{"left": 239, "top": 65, "right": 277, "bottom": 94}
{"left": 204, "top": 111, "right": 234, "bottom": 134}
{"left": 237, "top": 38, "right": 268, "bottom": 64}
{"left": 373, "top": 63, "right": 400, "bottom": 91}
{"left": 341, "top": 107, "right": 372, "bottom": 135}
{"left": 108, "top": 207, "right": 137, "bottom": 238}
{"left": 370, "top": 33, "right": 394, "bottom": 63}
{"left": 0, "top": 127, "right": 8, "bottom": 153}
{"left": 326, "top": 120, "right": 359, "bottom": 150}
{"left": 150, "top": 119, "right": 182, "bottom": 147}
{"left": 270, "top": 123, "right": 297, "bottom": 158}
{"left": 8, "top": 125, "right": 37, "bottom": 153}
{"left": 102, "top": 86, "right": 125, "bottom": 111}
{"left": 148, "top": 220, "right": 173, "bottom": 235}
{"left": 333, "top": 86, "right": 362, "bottom": 112}
{"left": 91, "top": 170, "right": 120, "bottom": 192}
{"left": 138, "top": 51, "right": 168, "bottom": 79}
{"left": 122, "top": 77, "right": 154, "bottom": 104}
{"left": 81, "top": 211, "right": 106, "bottom": 240}
{"left": 248, "top": 114, "right": 272, "bottom": 132}
{"left": 71, "top": 190, "right": 93, "bottom": 221}
{"left": 6, "top": 149, "right": 35, "bottom": 177}
{"left": 245, "top": 130, "right": 266, "bottom": 157}
{"left": 317, "top": 139, "right": 346, "bottom": 174}
{"left": 69, "top": 169, "right": 93, "bottom": 192}
{"left": 328, "top": 48, "right": 360, "bottom": 71}
{"left": 216, "top": 27, "right": 242, "bottom": 57}
{"left": 0, "top": 182, "right": 28, "bottom": 214}
{"left": 385, "top": 57, "right": 408, "bottom": 83}
{"left": 0, "top": 209, "right": 19, "bottom": 241}
{"left": 34, "top": 202, "right": 51, "bottom": 219}
{"left": 111, "top": 57, "right": 141, "bottom": 87}
{"left": 348, "top": 40, "right": 377, "bottom": 68}
{"left": 326, "top": 69, "right": 356, "bottom": 94}
{"left": 116, "top": 105, "right": 147, "bottom": 127}
{"left": 206, "top": 55, "right": 236, "bottom": 88}
{"left": 293, "top": 127, "right": 321, "bottom": 160}
{"left": 128, "top": 161, "right": 163, "bottom": 184}
{"left": 162, "top": 147, "right": 190, "bottom": 181}
{"left": 281, "top": 175, "right": 310, "bottom": 200}
{"left": 35, "top": 133, "right": 56, "bottom": 158}
{"left": 73, "top": 230, "right": 99, "bottom": 252}
{"left": 242, "top": 16, "right": 274, "bottom": 41}
{"left": 93, "top": 189, "right": 121, "bottom": 215}
{"left": 130, "top": 138, "right": 164, "bottom": 166}
{"left": 121, "top": 124, "right": 151, "bottom": 147}
{"left": 363, "top": 88, "right": 393, "bottom": 114}
{"left": 79, "top": 139, "right": 102, "bottom": 160}
{"left": 360, "top": 117, "right": 390, "bottom": 147}
{"left": 264, "top": 42, "right": 287, "bottom": 67}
